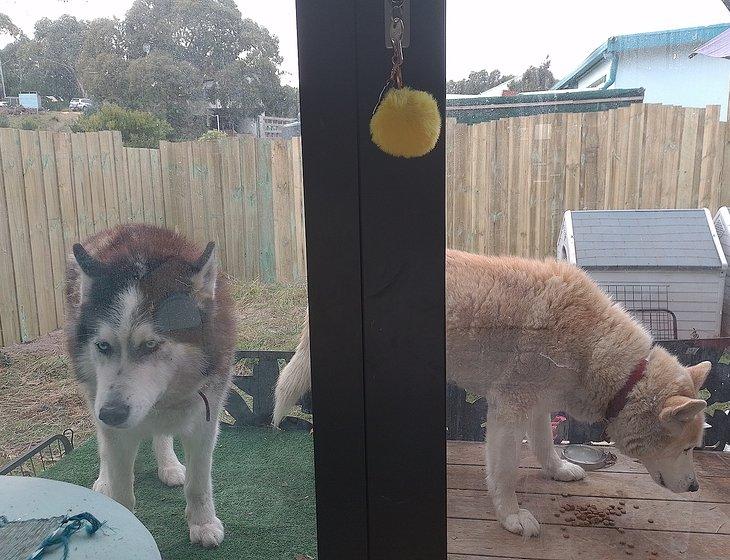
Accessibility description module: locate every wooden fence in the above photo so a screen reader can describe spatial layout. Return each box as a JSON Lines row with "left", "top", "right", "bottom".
{"left": 446, "top": 103, "right": 730, "bottom": 258}
{"left": 1, "top": 102, "right": 729, "bottom": 345}
{"left": 0, "top": 129, "right": 305, "bottom": 345}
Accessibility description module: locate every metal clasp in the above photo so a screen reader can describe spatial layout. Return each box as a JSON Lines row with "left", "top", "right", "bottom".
{"left": 385, "top": 0, "right": 410, "bottom": 49}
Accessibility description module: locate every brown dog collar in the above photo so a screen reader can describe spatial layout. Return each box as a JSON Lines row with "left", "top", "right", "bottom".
{"left": 605, "top": 358, "right": 649, "bottom": 422}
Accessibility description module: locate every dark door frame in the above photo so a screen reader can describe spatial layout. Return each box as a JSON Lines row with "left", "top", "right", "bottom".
{"left": 295, "top": 1, "right": 446, "bottom": 559}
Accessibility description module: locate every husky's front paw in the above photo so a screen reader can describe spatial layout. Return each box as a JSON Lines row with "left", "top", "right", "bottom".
{"left": 501, "top": 508, "right": 540, "bottom": 537}
{"left": 550, "top": 460, "right": 586, "bottom": 482}
{"left": 93, "top": 478, "right": 135, "bottom": 510}
{"left": 189, "top": 517, "right": 224, "bottom": 548}
{"left": 92, "top": 477, "right": 111, "bottom": 495}
{"left": 158, "top": 463, "right": 186, "bottom": 487}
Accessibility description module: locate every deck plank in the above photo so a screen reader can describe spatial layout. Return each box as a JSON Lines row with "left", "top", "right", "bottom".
{"left": 448, "top": 464, "right": 730, "bottom": 503}
{"left": 447, "top": 441, "right": 730, "bottom": 478}
{"left": 448, "top": 518, "right": 730, "bottom": 560}
{"left": 448, "top": 489, "right": 730, "bottom": 534}
{"left": 449, "top": 556, "right": 530, "bottom": 560}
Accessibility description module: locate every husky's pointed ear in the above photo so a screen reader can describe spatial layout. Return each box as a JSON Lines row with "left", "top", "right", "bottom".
{"left": 71, "top": 243, "right": 108, "bottom": 302}
{"left": 687, "top": 361, "right": 711, "bottom": 391}
{"left": 659, "top": 396, "right": 707, "bottom": 430}
{"left": 73, "top": 244, "right": 109, "bottom": 278}
{"left": 192, "top": 242, "right": 217, "bottom": 299}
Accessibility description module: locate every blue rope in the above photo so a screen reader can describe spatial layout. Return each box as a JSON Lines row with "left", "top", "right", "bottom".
{"left": 27, "top": 512, "right": 104, "bottom": 560}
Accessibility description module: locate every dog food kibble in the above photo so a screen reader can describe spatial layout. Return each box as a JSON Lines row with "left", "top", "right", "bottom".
{"left": 560, "top": 507, "right": 566, "bottom": 512}
{"left": 619, "top": 501, "right": 626, "bottom": 505}
{"left": 651, "top": 552, "right": 658, "bottom": 556}
{"left": 648, "top": 519, "right": 654, "bottom": 523}
{"left": 551, "top": 497, "right": 557, "bottom": 501}
{"left": 628, "top": 544, "right": 634, "bottom": 549}
{"left": 633, "top": 504, "right": 639, "bottom": 509}
{"left": 563, "top": 533, "right": 570, "bottom": 539}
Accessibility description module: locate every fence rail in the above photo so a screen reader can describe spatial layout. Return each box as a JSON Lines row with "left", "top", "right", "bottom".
{"left": 1, "top": 101, "right": 729, "bottom": 345}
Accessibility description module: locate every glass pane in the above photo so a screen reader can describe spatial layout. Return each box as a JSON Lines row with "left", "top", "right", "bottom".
{"left": 0, "top": 2, "right": 316, "bottom": 559}
{"left": 446, "top": 1, "right": 730, "bottom": 558}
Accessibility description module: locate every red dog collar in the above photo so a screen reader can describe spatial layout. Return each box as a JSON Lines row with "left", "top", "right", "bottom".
{"left": 605, "top": 358, "right": 649, "bottom": 421}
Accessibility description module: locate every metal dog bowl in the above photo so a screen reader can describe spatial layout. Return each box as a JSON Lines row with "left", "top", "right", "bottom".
{"left": 560, "top": 444, "right": 616, "bottom": 471}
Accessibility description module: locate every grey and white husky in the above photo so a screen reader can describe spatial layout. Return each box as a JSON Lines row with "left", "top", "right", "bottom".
{"left": 65, "top": 224, "right": 236, "bottom": 548}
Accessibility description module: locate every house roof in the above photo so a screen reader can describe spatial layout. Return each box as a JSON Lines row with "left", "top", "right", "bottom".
{"left": 567, "top": 209, "right": 725, "bottom": 270}
{"left": 445, "top": 87, "right": 644, "bottom": 124}
{"left": 553, "top": 23, "right": 730, "bottom": 90}
{"left": 691, "top": 27, "right": 730, "bottom": 59}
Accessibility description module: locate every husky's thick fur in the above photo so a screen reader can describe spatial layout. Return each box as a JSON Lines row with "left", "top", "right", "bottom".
{"left": 274, "top": 250, "right": 710, "bottom": 537}
{"left": 65, "top": 224, "right": 235, "bottom": 548}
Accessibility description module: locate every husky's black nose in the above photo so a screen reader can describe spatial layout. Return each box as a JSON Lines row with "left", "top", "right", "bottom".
{"left": 688, "top": 481, "right": 699, "bottom": 492}
{"left": 99, "top": 402, "right": 130, "bottom": 426}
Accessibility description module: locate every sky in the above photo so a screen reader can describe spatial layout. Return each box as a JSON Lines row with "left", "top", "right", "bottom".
{"left": 1, "top": 0, "right": 729, "bottom": 86}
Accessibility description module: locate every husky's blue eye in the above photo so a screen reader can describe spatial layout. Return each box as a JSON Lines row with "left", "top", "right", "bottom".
{"left": 144, "top": 340, "right": 160, "bottom": 351}
{"left": 95, "top": 341, "right": 111, "bottom": 354}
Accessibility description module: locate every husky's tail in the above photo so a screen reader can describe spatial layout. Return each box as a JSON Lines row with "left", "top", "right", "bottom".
{"left": 273, "top": 313, "right": 312, "bottom": 427}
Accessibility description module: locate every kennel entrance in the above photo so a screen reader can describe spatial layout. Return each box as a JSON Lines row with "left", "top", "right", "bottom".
{"left": 602, "top": 283, "right": 679, "bottom": 340}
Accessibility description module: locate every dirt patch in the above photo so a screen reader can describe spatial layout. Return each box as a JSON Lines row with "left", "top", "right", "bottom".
{"left": 0, "top": 280, "right": 307, "bottom": 467}
{"left": 4, "top": 110, "right": 82, "bottom": 133}
{"left": 0, "top": 330, "right": 90, "bottom": 467}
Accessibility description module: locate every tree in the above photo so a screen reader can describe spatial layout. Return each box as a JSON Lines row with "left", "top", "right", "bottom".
{"left": 509, "top": 57, "right": 557, "bottom": 93}
{"left": 32, "top": 16, "right": 89, "bottom": 97}
{"left": 126, "top": 52, "right": 206, "bottom": 139}
{"left": 80, "top": 18, "right": 125, "bottom": 63}
{"left": 447, "top": 69, "right": 513, "bottom": 95}
{"left": 0, "top": 4, "right": 297, "bottom": 138}
{"left": 73, "top": 103, "right": 173, "bottom": 148}
{"left": 80, "top": 53, "right": 130, "bottom": 106}
{"left": 124, "top": 0, "right": 247, "bottom": 76}
{"left": 0, "top": 13, "right": 21, "bottom": 38}
{"left": 214, "top": 55, "right": 298, "bottom": 118}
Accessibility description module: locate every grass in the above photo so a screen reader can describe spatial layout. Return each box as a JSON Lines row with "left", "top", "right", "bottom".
{"left": 0, "top": 280, "right": 307, "bottom": 467}
{"left": 41, "top": 427, "right": 317, "bottom": 560}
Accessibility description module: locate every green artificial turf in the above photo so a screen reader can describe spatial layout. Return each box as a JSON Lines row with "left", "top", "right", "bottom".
{"left": 41, "top": 426, "right": 317, "bottom": 560}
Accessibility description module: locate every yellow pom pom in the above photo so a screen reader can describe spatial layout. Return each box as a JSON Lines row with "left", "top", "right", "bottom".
{"left": 370, "top": 87, "right": 442, "bottom": 158}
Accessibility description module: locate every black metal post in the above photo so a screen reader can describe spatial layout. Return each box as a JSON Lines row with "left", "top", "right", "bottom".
{"left": 296, "top": 0, "right": 446, "bottom": 559}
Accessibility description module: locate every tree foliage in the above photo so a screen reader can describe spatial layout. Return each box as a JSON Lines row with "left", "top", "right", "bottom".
{"left": 447, "top": 58, "right": 558, "bottom": 96}
{"left": 508, "top": 57, "right": 557, "bottom": 93}
{"left": 0, "top": 2, "right": 298, "bottom": 138}
{"left": 72, "top": 103, "right": 173, "bottom": 148}
{"left": 447, "top": 69, "right": 513, "bottom": 95}
{"left": 0, "top": 13, "right": 21, "bottom": 38}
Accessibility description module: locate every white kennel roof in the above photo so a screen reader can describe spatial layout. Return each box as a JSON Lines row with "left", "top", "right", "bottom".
{"left": 564, "top": 209, "right": 725, "bottom": 270}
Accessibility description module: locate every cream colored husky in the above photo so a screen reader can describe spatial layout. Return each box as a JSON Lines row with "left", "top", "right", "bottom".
{"left": 274, "top": 250, "right": 710, "bottom": 537}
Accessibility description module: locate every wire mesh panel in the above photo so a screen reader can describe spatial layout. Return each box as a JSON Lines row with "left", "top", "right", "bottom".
{"left": 0, "top": 430, "right": 74, "bottom": 476}
{"left": 601, "top": 284, "right": 678, "bottom": 340}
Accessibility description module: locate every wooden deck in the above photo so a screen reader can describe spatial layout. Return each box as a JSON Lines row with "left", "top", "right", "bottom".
{"left": 446, "top": 441, "right": 730, "bottom": 560}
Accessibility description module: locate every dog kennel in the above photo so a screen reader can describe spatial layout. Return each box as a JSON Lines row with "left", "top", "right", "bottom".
{"left": 558, "top": 209, "right": 727, "bottom": 340}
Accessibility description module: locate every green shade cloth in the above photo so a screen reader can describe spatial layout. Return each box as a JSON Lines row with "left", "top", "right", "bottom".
{"left": 41, "top": 427, "right": 317, "bottom": 560}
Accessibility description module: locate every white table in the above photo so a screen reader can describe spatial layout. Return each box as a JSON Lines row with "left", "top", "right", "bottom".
{"left": 0, "top": 476, "right": 161, "bottom": 560}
